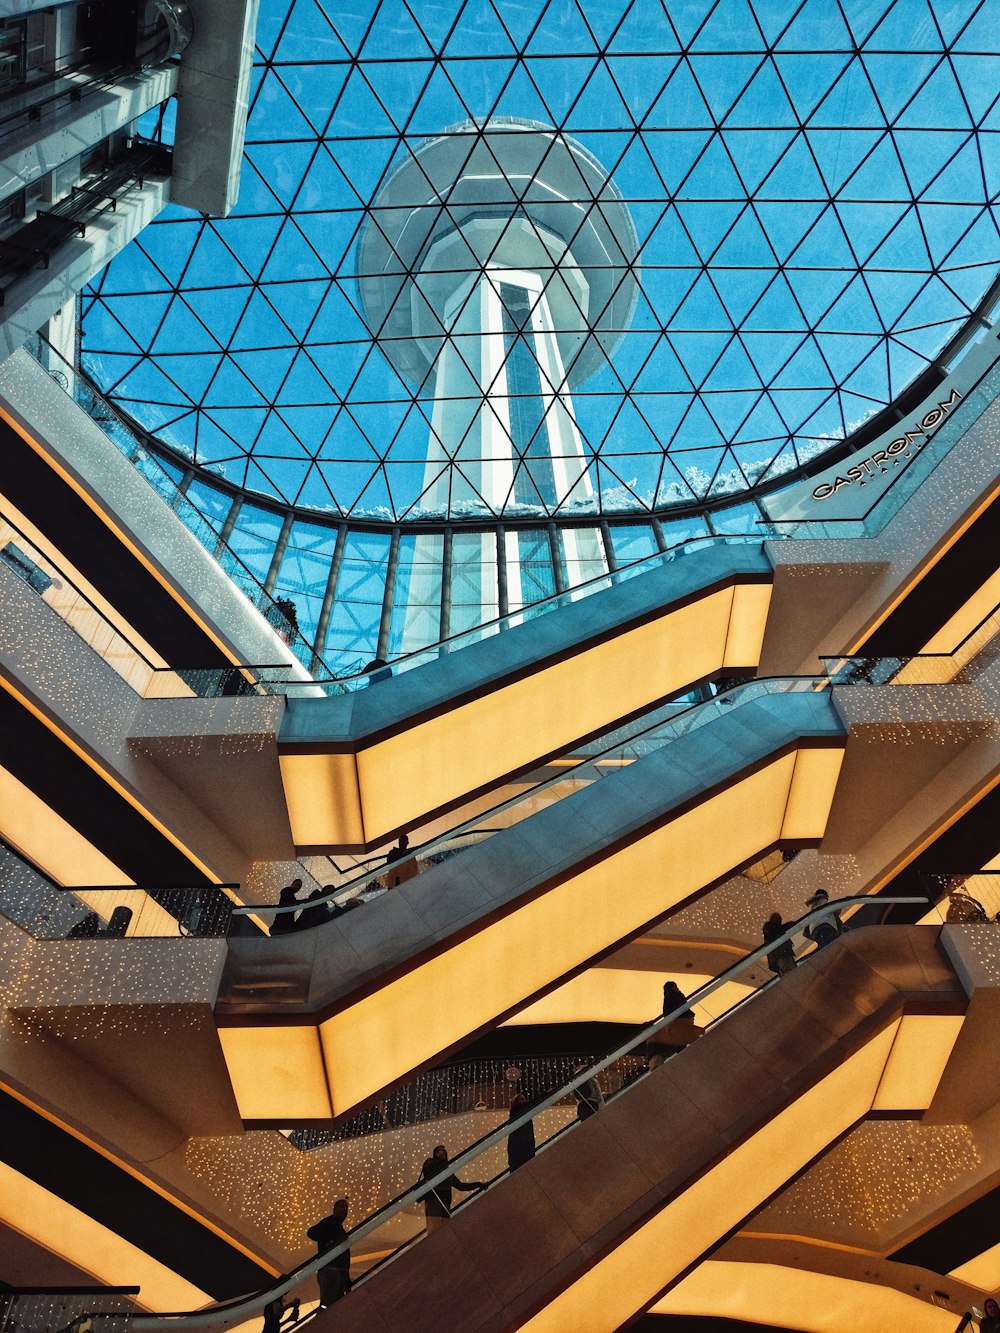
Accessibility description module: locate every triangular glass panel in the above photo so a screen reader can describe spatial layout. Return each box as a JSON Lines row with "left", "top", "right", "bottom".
{"left": 231, "top": 349, "right": 299, "bottom": 401}
{"left": 669, "top": 273, "right": 732, "bottom": 332}
{"left": 255, "top": 0, "right": 295, "bottom": 59}
{"left": 413, "top": 66, "right": 486, "bottom": 135}
{"left": 771, "top": 336, "right": 833, "bottom": 390}
{"left": 230, "top": 289, "right": 302, "bottom": 351}
{"left": 756, "top": 133, "right": 827, "bottom": 200}
{"left": 250, "top": 68, "right": 319, "bottom": 141}
{"left": 215, "top": 216, "right": 284, "bottom": 281}
{"left": 607, "top": 0, "right": 678, "bottom": 53}
{"left": 725, "top": 59, "right": 798, "bottom": 128}
{"left": 863, "top": 268, "right": 929, "bottom": 331}
{"left": 711, "top": 268, "right": 775, "bottom": 327}
{"left": 265, "top": 279, "right": 330, "bottom": 342}
{"left": 646, "top": 61, "right": 715, "bottom": 129}
{"left": 360, "top": 2, "right": 435, "bottom": 59}
{"left": 444, "top": 0, "right": 518, "bottom": 56}
{"left": 355, "top": 60, "right": 436, "bottom": 132}
{"left": 642, "top": 130, "right": 714, "bottom": 195}
{"left": 693, "top": 0, "right": 766, "bottom": 51}
{"left": 748, "top": 0, "right": 804, "bottom": 45}
{"left": 865, "top": 0, "right": 941, "bottom": 52}
{"left": 674, "top": 201, "right": 744, "bottom": 261}
{"left": 950, "top": 55, "right": 1000, "bottom": 123}
{"left": 668, "top": 331, "right": 735, "bottom": 387}
{"left": 922, "top": 138, "right": 987, "bottom": 204}
{"left": 260, "top": 220, "right": 329, "bottom": 283}
{"left": 664, "top": 445, "right": 722, "bottom": 497}
{"left": 277, "top": 62, "right": 350, "bottom": 135}
{"left": 688, "top": 54, "right": 764, "bottom": 121}
{"left": 916, "top": 201, "right": 982, "bottom": 266}
{"left": 493, "top": 60, "right": 558, "bottom": 123}
{"left": 713, "top": 209, "right": 776, "bottom": 267}
{"left": 806, "top": 128, "right": 882, "bottom": 194}
{"left": 629, "top": 392, "right": 689, "bottom": 443}
{"left": 839, "top": 137, "right": 910, "bottom": 203}
{"left": 565, "top": 59, "right": 633, "bottom": 130}
{"left": 867, "top": 204, "right": 931, "bottom": 270}
{"left": 277, "top": 351, "right": 341, "bottom": 407}
{"left": 446, "top": 57, "right": 517, "bottom": 120}
{"left": 606, "top": 55, "right": 675, "bottom": 122}
{"left": 754, "top": 200, "right": 825, "bottom": 263}
{"left": 151, "top": 296, "right": 223, "bottom": 355}
{"left": 897, "top": 60, "right": 974, "bottom": 130}
{"left": 681, "top": 135, "right": 747, "bottom": 199}
{"left": 775, "top": 0, "right": 853, "bottom": 49}
{"left": 135, "top": 222, "right": 204, "bottom": 287}
{"left": 630, "top": 328, "right": 697, "bottom": 391}
{"left": 183, "top": 286, "right": 253, "bottom": 347}
{"left": 529, "top": 0, "right": 601, "bottom": 53}
{"left": 860, "top": 52, "right": 940, "bottom": 121}
{"left": 334, "top": 67, "right": 399, "bottom": 136}
{"left": 275, "top": 0, "right": 350, "bottom": 59}
{"left": 722, "top": 129, "right": 796, "bottom": 194}
{"left": 809, "top": 57, "right": 884, "bottom": 128}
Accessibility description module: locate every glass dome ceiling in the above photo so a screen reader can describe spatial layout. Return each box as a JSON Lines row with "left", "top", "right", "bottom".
{"left": 81, "top": 0, "right": 1000, "bottom": 523}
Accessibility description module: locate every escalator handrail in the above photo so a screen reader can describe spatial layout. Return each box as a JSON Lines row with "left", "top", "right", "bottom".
{"left": 232, "top": 674, "right": 824, "bottom": 921}
{"left": 129, "top": 895, "right": 927, "bottom": 1328}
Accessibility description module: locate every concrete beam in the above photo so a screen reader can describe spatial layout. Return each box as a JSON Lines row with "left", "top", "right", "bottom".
{"left": 171, "top": 0, "right": 259, "bottom": 216}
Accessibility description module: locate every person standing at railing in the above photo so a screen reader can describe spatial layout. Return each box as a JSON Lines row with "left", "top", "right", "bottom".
{"left": 803, "top": 889, "right": 845, "bottom": 949}
{"left": 421, "top": 1144, "right": 484, "bottom": 1234}
{"left": 306, "top": 1196, "right": 351, "bottom": 1307}
{"left": 762, "top": 912, "right": 797, "bottom": 977}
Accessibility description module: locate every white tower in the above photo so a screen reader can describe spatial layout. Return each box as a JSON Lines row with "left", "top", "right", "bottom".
{"left": 357, "top": 119, "right": 638, "bottom": 639}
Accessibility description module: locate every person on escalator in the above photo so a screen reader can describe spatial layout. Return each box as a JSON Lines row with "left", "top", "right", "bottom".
{"left": 306, "top": 1196, "right": 351, "bottom": 1306}
{"left": 420, "top": 1144, "right": 484, "bottom": 1234}
{"left": 648, "top": 981, "right": 704, "bottom": 1060}
{"left": 270, "top": 880, "right": 303, "bottom": 936}
{"left": 571, "top": 1062, "right": 604, "bottom": 1120}
{"left": 763, "top": 912, "right": 797, "bottom": 976}
{"left": 506, "top": 1093, "right": 536, "bottom": 1172}
{"left": 980, "top": 1298, "right": 1000, "bottom": 1333}
{"left": 261, "top": 1293, "right": 299, "bottom": 1332}
{"left": 803, "top": 889, "right": 844, "bottom": 949}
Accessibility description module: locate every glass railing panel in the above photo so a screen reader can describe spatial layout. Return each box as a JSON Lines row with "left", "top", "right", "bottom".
{"left": 128, "top": 896, "right": 933, "bottom": 1331}
{"left": 6, "top": 883, "right": 237, "bottom": 941}
{"left": 0, "top": 1288, "right": 137, "bottom": 1333}
{"left": 823, "top": 602, "right": 1000, "bottom": 689}
{"left": 920, "top": 871, "right": 1000, "bottom": 926}
{"left": 234, "top": 676, "right": 823, "bottom": 935}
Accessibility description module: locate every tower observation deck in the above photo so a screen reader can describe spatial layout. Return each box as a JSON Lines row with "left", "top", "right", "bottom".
{"left": 357, "top": 118, "right": 639, "bottom": 638}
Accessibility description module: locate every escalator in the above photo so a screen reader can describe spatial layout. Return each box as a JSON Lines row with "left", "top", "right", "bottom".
{"left": 216, "top": 681, "right": 846, "bottom": 1123}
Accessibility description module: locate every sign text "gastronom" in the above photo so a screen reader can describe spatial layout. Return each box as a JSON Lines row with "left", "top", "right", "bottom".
{"left": 812, "top": 389, "right": 963, "bottom": 501}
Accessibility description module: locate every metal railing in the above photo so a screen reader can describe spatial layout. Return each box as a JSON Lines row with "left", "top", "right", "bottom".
{"left": 123, "top": 898, "right": 928, "bottom": 1330}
